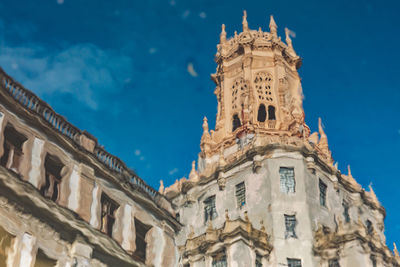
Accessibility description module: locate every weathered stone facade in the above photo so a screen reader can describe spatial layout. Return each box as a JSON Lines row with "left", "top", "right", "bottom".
{"left": 0, "top": 11, "right": 398, "bottom": 267}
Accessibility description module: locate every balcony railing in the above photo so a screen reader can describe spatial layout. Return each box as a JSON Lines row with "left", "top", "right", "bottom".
{"left": 0, "top": 68, "right": 163, "bottom": 205}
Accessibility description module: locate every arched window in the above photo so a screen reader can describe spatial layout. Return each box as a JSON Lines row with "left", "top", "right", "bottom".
{"left": 257, "top": 104, "right": 266, "bottom": 122}
{"left": 268, "top": 105, "right": 276, "bottom": 120}
{"left": 232, "top": 114, "right": 241, "bottom": 132}
{"left": 254, "top": 72, "right": 273, "bottom": 102}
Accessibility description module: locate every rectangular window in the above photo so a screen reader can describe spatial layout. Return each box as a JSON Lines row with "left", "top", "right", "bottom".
{"left": 284, "top": 214, "right": 297, "bottom": 239}
{"left": 40, "top": 154, "right": 64, "bottom": 201}
{"left": 204, "top": 195, "right": 217, "bottom": 222}
{"left": 235, "top": 182, "right": 246, "bottom": 208}
{"left": 319, "top": 179, "right": 327, "bottom": 207}
{"left": 255, "top": 254, "right": 263, "bottom": 267}
{"left": 328, "top": 259, "right": 340, "bottom": 267}
{"left": 134, "top": 219, "right": 151, "bottom": 262}
{"left": 342, "top": 201, "right": 350, "bottom": 223}
{"left": 212, "top": 251, "right": 227, "bottom": 267}
{"left": 100, "top": 193, "right": 118, "bottom": 237}
{"left": 0, "top": 125, "right": 27, "bottom": 173}
{"left": 287, "top": 258, "right": 302, "bottom": 267}
{"left": 279, "top": 167, "right": 295, "bottom": 193}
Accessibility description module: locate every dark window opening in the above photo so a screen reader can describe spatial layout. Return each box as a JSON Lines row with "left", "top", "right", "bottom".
{"left": 255, "top": 254, "right": 263, "bottom": 267}
{"left": 212, "top": 250, "right": 227, "bottom": 267}
{"left": 0, "top": 125, "right": 27, "bottom": 173}
{"left": 34, "top": 249, "right": 57, "bottom": 267}
{"left": 268, "top": 105, "right": 276, "bottom": 120}
{"left": 40, "top": 154, "right": 63, "bottom": 201}
{"left": 100, "top": 193, "right": 118, "bottom": 237}
{"left": 232, "top": 114, "right": 241, "bottom": 132}
{"left": 287, "top": 258, "right": 302, "bottom": 267}
{"left": 285, "top": 214, "right": 297, "bottom": 239}
{"left": 366, "top": 220, "right": 373, "bottom": 234}
{"left": 134, "top": 219, "right": 151, "bottom": 262}
{"left": 342, "top": 201, "right": 350, "bottom": 223}
{"left": 257, "top": 104, "right": 266, "bottom": 122}
{"left": 319, "top": 179, "right": 327, "bottom": 207}
{"left": 204, "top": 195, "right": 217, "bottom": 222}
{"left": 328, "top": 258, "right": 340, "bottom": 267}
{"left": 235, "top": 182, "right": 246, "bottom": 208}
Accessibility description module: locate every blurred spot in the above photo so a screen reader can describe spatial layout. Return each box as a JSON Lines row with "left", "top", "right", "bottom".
{"left": 199, "top": 12, "right": 207, "bottom": 19}
{"left": 140, "top": 156, "right": 145, "bottom": 161}
{"left": 135, "top": 149, "right": 141, "bottom": 156}
{"left": 182, "top": 10, "right": 190, "bottom": 19}
{"left": 149, "top": 47, "right": 157, "bottom": 54}
{"left": 124, "top": 78, "right": 132, "bottom": 84}
{"left": 56, "top": 0, "right": 64, "bottom": 5}
{"left": 287, "top": 28, "right": 296, "bottom": 38}
{"left": 397, "top": 129, "right": 400, "bottom": 135}
{"left": 146, "top": 164, "right": 151, "bottom": 169}
{"left": 114, "top": 10, "right": 121, "bottom": 16}
{"left": 169, "top": 168, "right": 178, "bottom": 175}
{"left": 169, "top": 0, "right": 176, "bottom": 6}
{"left": 187, "top": 62, "right": 198, "bottom": 77}
{"left": 11, "top": 63, "right": 18, "bottom": 70}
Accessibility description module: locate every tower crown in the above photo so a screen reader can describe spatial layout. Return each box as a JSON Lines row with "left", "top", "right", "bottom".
{"left": 202, "top": 12, "right": 308, "bottom": 158}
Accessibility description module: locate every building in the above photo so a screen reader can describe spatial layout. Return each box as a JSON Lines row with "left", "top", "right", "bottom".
{"left": 0, "top": 11, "right": 398, "bottom": 267}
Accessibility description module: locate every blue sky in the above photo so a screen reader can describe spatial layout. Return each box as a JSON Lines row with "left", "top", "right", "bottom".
{"left": 0, "top": 0, "right": 399, "bottom": 248}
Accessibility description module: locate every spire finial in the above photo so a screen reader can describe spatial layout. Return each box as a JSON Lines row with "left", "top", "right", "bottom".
{"left": 285, "top": 27, "right": 293, "bottom": 47}
{"left": 394, "top": 242, "right": 399, "bottom": 257}
{"left": 189, "top": 160, "right": 199, "bottom": 182}
{"left": 269, "top": 15, "right": 278, "bottom": 38}
{"left": 158, "top": 180, "right": 164, "bottom": 194}
{"left": 220, "top": 24, "right": 227, "bottom": 43}
{"left": 317, "top": 118, "right": 329, "bottom": 153}
{"left": 242, "top": 10, "right": 249, "bottom": 31}
{"left": 347, "top": 165, "right": 352, "bottom": 177}
{"left": 202, "top": 116, "right": 209, "bottom": 132}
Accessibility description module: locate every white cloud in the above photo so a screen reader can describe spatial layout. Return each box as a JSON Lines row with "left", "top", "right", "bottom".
{"left": 169, "top": 168, "right": 178, "bottom": 175}
{"left": 135, "top": 149, "right": 141, "bottom": 156}
{"left": 187, "top": 62, "right": 198, "bottom": 77}
{"left": 0, "top": 41, "right": 133, "bottom": 110}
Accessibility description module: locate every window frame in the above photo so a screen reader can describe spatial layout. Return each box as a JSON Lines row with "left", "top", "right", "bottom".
{"left": 279, "top": 167, "right": 296, "bottom": 194}
{"left": 235, "top": 182, "right": 246, "bottom": 208}
{"left": 319, "top": 179, "right": 327, "bottom": 207}
{"left": 0, "top": 125, "right": 27, "bottom": 173}
{"left": 287, "top": 258, "right": 302, "bottom": 267}
{"left": 100, "top": 193, "right": 119, "bottom": 237}
{"left": 204, "top": 195, "right": 217, "bottom": 223}
{"left": 284, "top": 214, "right": 297, "bottom": 239}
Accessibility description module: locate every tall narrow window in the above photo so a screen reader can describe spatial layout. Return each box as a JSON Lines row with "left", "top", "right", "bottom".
{"left": 232, "top": 114, "right": 241, "bottom": 132}
{"left": 342, "top": 201, "right": 350, "bottom": 223}
{"left": 235, "top": 182, "right": 246, "bottom": 208}
{"left": 328, "top": 259, "right": 340, "bottom": 267}
{"left": 134, "top": 219, "right": 151, "bottom": 262}
{"left": 268, "top": 105, "right": 276, "bottom": 120}
{"left": 366, "top": 220, "right": 373, "bottom": 234}
{"left": 40, "top": 154, "right": 63, "bottom": 201}
{"left": 100, "top": 193, "right": 118, "bottom": 237}
{"left": 319, "top": 179, "right": 327, "bottom": 207}
{"left": 287, "top": 258, "right": 302, "bottom": 267}
{"left": 204, "top": 195, "right": 217, "bottom": 222}
{"left": 284, "top": 214, "right": 297, "bottom": 239}
{"left": 257, "top": 104, "right": 266, "bottom": 122}
{"left": 370, "top": 255, "right": 377, "bottom": 267}
{"left": 0, "top": 125, "right": 27, "bottom": 173}
{"left": 212, "top": 251, "right": 227, "bottom": 267}
{"left": 255, "top": 254, "right": 263, "bottom": 267}
{"left": 280, "top": 167, "right": 295, "bottom": 193}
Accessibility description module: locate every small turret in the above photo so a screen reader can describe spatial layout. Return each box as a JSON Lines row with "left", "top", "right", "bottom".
{"left": 269, "top": 15, "right": 278, "bottom": 39}
{"left": 242, "top": 10, "right": 249, "bottom": 31}
{"left": 220, "top": 24, "right": 227, "bottom": 43}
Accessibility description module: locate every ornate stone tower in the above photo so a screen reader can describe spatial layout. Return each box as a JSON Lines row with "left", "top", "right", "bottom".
{"left": 163, "top": 11, "right": 399, "bottom": 267}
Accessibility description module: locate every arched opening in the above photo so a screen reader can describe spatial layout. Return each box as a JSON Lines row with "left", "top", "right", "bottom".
{"left": 257, "top": 104, "right": 266, "bottom": 122}
{"left": 232, "top": 114, "right": 241, "bottom": 132}
{"left": 268, "top": 105, "right": 276, "bottom": 120}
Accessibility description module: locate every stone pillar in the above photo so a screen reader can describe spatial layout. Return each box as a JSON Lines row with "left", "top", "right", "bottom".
{"left": 28, "top": 138, "right": 44, "bottom": 188}
{"left": 227, "top": 240, "right": 252, "bottom": 267}
{"left": 0, "top": 111, "right": 6, "bottom": 158}
{"left": 145, "top": 226, "right": 164, "bottom": 267}
{"left": 77, "top": 164, "right": 94, "bottom": 222}
{"left": 69, "top": 238, "right": 92, "bottom": 267}
{"left": 16, "top": 233, "right": 36, "bottom": 267}
{"left": 121, "top": 204, "right": 135, "bottom": 253}
{"left": 67, "top": 164, "right": 80, "bottom": 212}
{"left": 89, "top": 182, "right": 101, "bottom": 229}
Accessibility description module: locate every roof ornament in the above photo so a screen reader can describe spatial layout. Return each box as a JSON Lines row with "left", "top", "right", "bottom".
{"left": 285, "top": 27, "right": 297, "bottom": 56}
{"left": 220, "top": 24, "right": 227, "bottom": 43}
{"left": 317, "top": 118, "right": 330, "bottom": 155}
{"left": 158, "top": 180, "right": 165, "bottom": 194}
{"left": 394, "top": 243, "right": 400, "bottom": 258}
{"left": 269, "top": 15, "right": 278, "bottom": 39}
{"left": 189, "top": 160, "right": 199, "bottom": 182}
{"left": 242, "top": 10, "right": 249, "bottom": 31}
{"left": 368, "top": 183, "right": 380, "bottom": 206}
